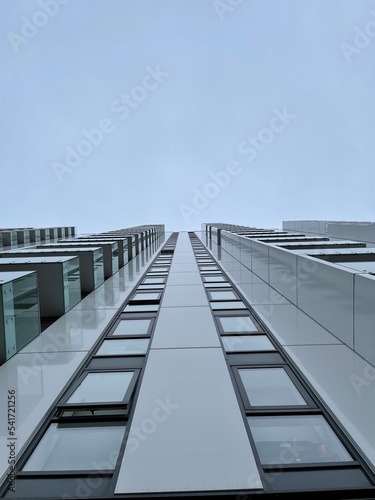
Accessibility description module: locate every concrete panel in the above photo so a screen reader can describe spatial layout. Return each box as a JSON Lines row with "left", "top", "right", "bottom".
{"left": 151, "top": 306, "right": 220, "bottom": 349}
{"left": 115, "top": 348, "right": 262, "bottom": 493}
{"left": 162, "top": 285, "right": 208, "bottom": 307}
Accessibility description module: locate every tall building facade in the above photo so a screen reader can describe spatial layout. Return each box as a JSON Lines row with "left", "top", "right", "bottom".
{"left": 0, "top": 222, "right": 374, "bottom": 498}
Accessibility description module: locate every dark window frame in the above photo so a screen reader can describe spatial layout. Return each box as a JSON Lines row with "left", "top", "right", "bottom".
{"left": 107, "top": 316, "right": 155, "bottom": 338}
{"left": 221, "top": 333, "right": 277, "bottom": 353}
{"left": 233, "top": 364, "right": 317, "bottom": 411}
{"left": 214, "top": 311, "right": 263, "bottom": 333}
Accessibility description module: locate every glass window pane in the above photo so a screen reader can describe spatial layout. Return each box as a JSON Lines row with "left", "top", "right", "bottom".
{"left": 239, "top": 368, "right": 306, "bottom": 406}
{"left": 248, "top": 415, "right": 353, "bottom": 464}
{"left": 96, "top": 339, "right": 149, "bottom": 356}
{"left": 219, "top": 316, "right": 257, "bottom": 332}
{"left": 123, "top": 304, "right": 159, "bottom": 313}
{"left": 204, "top": 282, "right": 231, "bottom": 288}
{"left": 143, "top": 277, "right": 165, "bottom": 284}
{"left": 23, "top": 422, "right": 125, "bottom": 471}
{"left": 203, "top": 276, "right": 226, "bottom": 282}
{"left": 137, "top": 284, "right": 164, "bottom": 290}
{"left": 67, "top": 372, "right": 134, "bottom": 404}
{"left": 210, "top": 290, "right": 237, "bottom": 300}
{"left": 222, "top": 335, "right": 275, "bottom": 352}
{"left": 112, "top": 319, "right": 151, "bottom": 336}
{"left": 132, "top": 292, "right": 159, "bottom": 301}
{"left": 211, "top": 301, "right": 246, "bottom": 310}
{"left": 200, "top": 266, "right": 219, "bottom": 271}
{"left": 150, "top": 266, "right": 169, "bottom": 272}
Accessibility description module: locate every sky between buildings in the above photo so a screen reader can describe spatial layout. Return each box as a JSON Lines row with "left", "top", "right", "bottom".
{"left": 1, "top": 0, "right": 374, "bottom": 234}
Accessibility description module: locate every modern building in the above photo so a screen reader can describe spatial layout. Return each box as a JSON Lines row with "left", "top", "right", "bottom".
{"left": 0, "top": 222, "right": 374, "bottom": 499}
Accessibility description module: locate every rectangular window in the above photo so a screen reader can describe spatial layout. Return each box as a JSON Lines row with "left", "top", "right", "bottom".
{"left": 204, "top": 282, "right": 231, "bottom": 288}
{"left": 203, "top": 275, "right": 226, "bottom": 283}
{"left": 218, "top": 315, "right": 258, "bottom": 333}
{"left": 111, "top": 318, "right": 152, "bottom": 336}
{"left": 208, "top": 290, "right": 238, "bottom": 301}
{"left": 211, "top": 301, "right": 247, "bottom": 310}
{"left": 66, "top": 371, "right": 135, "bottom": 404}
{"left": 248, "top": 415, "right": 353, "bottom": 465}
{"left": 131, "top": 292, "right": 160, "bottom": 301}
{"left": 143, "top": 277, "right": 166, "bottom": 284}
{"left": 23, "top": 422, "right": 125, "bottom": 471}
{"left": 239, "top": 368, "right": 307, "bottom": 407}
{"left": 123, "top": 304, "right": 159, "bottom": 313}
{"left": 200, "top": 265, "right": 219, "bottom": 271}
{"left": 222, "top": 335, "right": 275, "bottom": 352}
{"left": 96, "top": 339, "right": 149, "bottom": 356}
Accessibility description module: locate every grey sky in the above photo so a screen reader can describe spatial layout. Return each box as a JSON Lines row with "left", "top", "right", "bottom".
{"left": 1, "top": 0, "right": 374, "bottom": 233}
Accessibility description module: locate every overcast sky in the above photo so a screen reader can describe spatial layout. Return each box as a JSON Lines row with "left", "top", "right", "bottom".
{"left": 1, "top": 0, "right": 374, "bottom": 234}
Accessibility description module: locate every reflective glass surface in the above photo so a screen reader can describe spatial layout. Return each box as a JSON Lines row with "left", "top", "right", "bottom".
{"left": 248, "top": 415, "right": 352, "bottom": 464}
{"left": 211, "top": 301, "right": 247, "bottom": 310}
{"left": 132, "top": 292, "right": 160, "bottom": 301}
{"left": 65, "top": 257, "right": 81, "bottom": 307}
{"left": 23, "top": 422, "right": 125, "bottom": 471}
{"left": 123, "top": 304, "right": 159, "bottom": 313}
{"left": 137, "top": 284, "right": 164, "bottom": 290}
{"left": 210, "top": 290, "right": 237, "bottom": 300}
{"left": 143, "top": 277, "right": 165, "bottom": 284}
{"left": 67, "top": 372, "right": 134, "bottom": 403}
{"left": 219, "top": 316, "right": 258, "bottom": 332}
{"left": 96, "top": 339, "right": 149, "bottom": 355}
{"left": 112, "top": 319, "right": 152, "bottom": 336}
{"left": 13, "top": 273, "right": 40, "bottom": 352}
{"left": 203, "top": 276, "right": 226, "bottom": 282}
{"left": 222, "top": 335, "right": 275, "bottom": 352}
{"left": 239, "top": 368, "right": 306, "bottom": 406}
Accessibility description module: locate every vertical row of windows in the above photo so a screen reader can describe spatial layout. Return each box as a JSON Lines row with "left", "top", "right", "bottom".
{"left": 1, "top": 235, "right": 178, "bottom": 498}
{"left": 189, "top": 233, "right": 375, "bottom": 495}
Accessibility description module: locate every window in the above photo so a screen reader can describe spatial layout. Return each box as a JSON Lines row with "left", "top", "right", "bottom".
{"left": 204, "top": 282, "right": 231, "bottom": 288}
{"left": 203, "top": 275, "right": 227, "bottom": 283}
{"left": 23, "top": 422, "right": 125, "bottom": 471}
{"left": 96, "top": 339, "right": 149, "bottom": 356}
{"left": 248, "top": 415, "right": 353, "bottom": 465}
{"left": 66, "top": 371, "right": 136, "bottom": 404}
{"left": 111, "top": 318, "right": 152, "bottom": 336}
{"left": 218, "top": 315, "right": 258, "bottom": 333}
{"left": 123, "top": 303, "right": 159, "bottom": 313}
{"left": 149, "top": 266, "right": 169, "bottom": 272}
{"left": 130, "top": 292, "right": 161, "bottom": 301}
{"left": 200, "top": 265, "right": 219, "bottom": 271}
{"left": 137, "top": 284, "right": 165, "bottom": 290}
{"left": 222, "top": 335, "right": 275, "bottom": 352}
{"left": 211, "top": 301, "right": 247, "bottom": 310}
{"left": 142, "top": 277, "right": 166, "bottom": 284}
{"left": 238, "top": 368, "right": 307, "bottom": 407}
{"left": 208, "top": 290, "right": 238, "bottom": 301}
